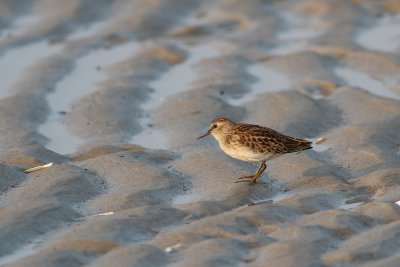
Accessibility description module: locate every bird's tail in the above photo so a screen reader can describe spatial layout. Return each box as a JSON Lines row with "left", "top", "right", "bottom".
{"left": 304, "top": 137, "right": 328, "bottom": 152}
{"left": 285, "top": 136, "right": 313, "bottom": 153}
{"left": 294, "top": 140, "right": 313, "bottom": 152}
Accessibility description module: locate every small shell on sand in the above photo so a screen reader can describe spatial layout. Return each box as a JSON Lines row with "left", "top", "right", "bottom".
{"left": 24, "top": 163, "right": 53, "bottom": 173}
{"left": 164, "top": 243, "right": 181, "bottom": 253}
{"left": 306, "top": 137, "right": 326, "bottom": 144}
{"left": 315, "top": 137, "right": 326, "bottom": 144}
{"left": 93, "top": 211, "right": 114, "bottom": 216}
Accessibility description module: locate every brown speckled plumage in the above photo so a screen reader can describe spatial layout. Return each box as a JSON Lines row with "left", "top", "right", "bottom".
{"left": 228, "top": 124, "right": 312, "bottom": 154}
{"left": 197, "top": 118, "right": 312, "bottom": 184}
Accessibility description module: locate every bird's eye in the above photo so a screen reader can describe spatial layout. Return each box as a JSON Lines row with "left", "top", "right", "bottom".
{"left": 212, "top": 124, "right": 217, "bottom": 129}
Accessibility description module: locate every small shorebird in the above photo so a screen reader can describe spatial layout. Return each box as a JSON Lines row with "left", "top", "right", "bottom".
{"left": 197, "top": 118, "right": 312, "bottom": 184}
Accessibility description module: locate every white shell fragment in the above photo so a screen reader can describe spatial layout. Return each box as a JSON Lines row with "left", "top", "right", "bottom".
{"left": 306, "top": 137, "right": 326, "bottom": 145}
{"left": 24, "top": 163, "right": 53, "bottom": 173}
{"left": 164, "top": 243, "right": 181, "bottom": 253}
{"left": 315, "top": 137, "right": 326, "bottom": 144}
{"left": 93, "top": 211, "right": 114, "bottom": 216}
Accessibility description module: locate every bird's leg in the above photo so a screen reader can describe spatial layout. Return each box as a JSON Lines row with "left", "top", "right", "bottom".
{"left": 250, "top": 161, "right": 266, "bottom": 183}
{"left": 237, "top": 162, "right": 266, "bottom": 179}
{"left": 235, "top": 161, "right": 267, "bottom": 184}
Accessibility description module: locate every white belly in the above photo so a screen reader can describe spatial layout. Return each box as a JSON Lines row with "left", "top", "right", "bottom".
{"left": 219, "top": 142, "right": 280, "bottom": 162}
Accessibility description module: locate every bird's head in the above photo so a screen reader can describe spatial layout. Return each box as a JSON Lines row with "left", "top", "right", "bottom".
{"left": 197, "top": 118, "right": 236, "bottom": 140}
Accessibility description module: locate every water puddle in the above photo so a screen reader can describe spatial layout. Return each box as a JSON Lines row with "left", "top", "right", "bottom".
{"left": 130, "top": 43, "right": 220, "bottom": 149}
{"left": 0, "top": 40, "right": 61, "bottom": 99}
{"left": 145, "top": 44, "right": 221, "bottom": 110}
{"left": 39, "top": 41, "right": 140, "bottom": 155}
{"left": 269, "top": 11, "right": 321, "bottom": 55}
{"left": 356, "top": 15, "right": 400, "bottom": 53}
{"left": 0, "top": 14, "right": 42, "bottom": 41}
{"left": 227, "top": 64, "right": 290, "bottom": 106}
{"left": 334, "top": 67, "right": 399, "bottom": 99}
{"left": 66, "top": 18, "right": 112, "bottom": 41}
{"left": 0, "top": 14, "right": 62, "bottom": 99}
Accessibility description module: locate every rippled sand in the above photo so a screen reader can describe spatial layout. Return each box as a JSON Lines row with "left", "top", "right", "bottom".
{"left": 0, "top": 1, "right": 400, "bottom": 266}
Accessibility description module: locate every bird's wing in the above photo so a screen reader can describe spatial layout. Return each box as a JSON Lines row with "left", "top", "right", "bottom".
{"left": 232, "top": 124, "right": 312, "bottom": 154}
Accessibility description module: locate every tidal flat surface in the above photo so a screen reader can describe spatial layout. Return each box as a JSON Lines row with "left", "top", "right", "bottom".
{"left": 0, "top": 1, "right": 400, "bottom": 267}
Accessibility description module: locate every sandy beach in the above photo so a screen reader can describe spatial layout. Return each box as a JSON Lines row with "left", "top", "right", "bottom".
{"left": 0, "top": 0, "right": 400, "bottom": 266}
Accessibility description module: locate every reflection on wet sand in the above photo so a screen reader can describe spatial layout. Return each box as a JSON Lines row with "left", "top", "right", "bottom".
{"left": 39, "top": 42, "right": 140, "bottom": 155}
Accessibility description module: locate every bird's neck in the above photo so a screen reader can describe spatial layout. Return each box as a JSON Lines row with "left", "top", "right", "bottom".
{"left": 212, "top": 131, "right": 229, "bottom": 145}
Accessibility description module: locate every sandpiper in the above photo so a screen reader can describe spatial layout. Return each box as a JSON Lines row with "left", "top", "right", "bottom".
{"left": 197, "top": 118, "right": 312, "bottom": 183}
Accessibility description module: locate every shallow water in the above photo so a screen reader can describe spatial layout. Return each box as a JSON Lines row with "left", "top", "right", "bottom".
{"left": 0, "top": 41, "right": 61, "bottom": 98}
{"left": 130, "top": 43, "right": 220, "bottom": 149}
{"left": 65, "top": 19, "right": 111, "bottom": 41}
{"left": 356, "top": 15, "right": 400, "bottom": 53}
{"left": 144, "top": 44, "right": 220, "bottom": 110}
{"left": 269, "top": 11, "right": 321, "bottom": 55}
{"left": 334, "top": 66, "right": 399, "bottom": 99}
{"left": 39, "top": 41, "right": 140, "bottom": 155}
{"left": 228, "top": 64, "right": 290, "bottom": 106}
{"left": 1, "top": 14, "right": 41, "bottom": 39}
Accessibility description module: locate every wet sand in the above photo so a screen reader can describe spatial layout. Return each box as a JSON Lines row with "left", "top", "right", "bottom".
{"left": 0, "top": 0, "right": 400, "bottom": 266}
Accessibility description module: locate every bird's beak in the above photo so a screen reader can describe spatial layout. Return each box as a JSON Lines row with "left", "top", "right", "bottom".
{"left": 196, "top": 130, "right": 211, "bottom": 140}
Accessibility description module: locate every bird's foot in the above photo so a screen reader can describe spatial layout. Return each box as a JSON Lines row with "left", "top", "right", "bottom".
{"left": 236, "top": 173, "right": 254, "bottom": 179}
{"left": 234, "top": 174, "right": 259, "bottom": 184}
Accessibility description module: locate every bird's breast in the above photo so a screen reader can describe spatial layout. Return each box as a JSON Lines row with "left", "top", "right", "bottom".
{"left": 218, "top": 140, "right": 272, "bottom": 162}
